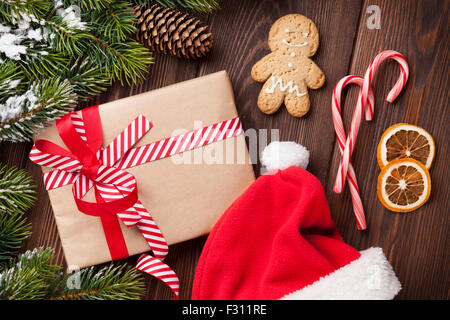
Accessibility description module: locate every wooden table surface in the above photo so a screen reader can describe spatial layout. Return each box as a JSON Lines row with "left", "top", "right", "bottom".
{"left": 0, "top": 0, "right": 448, "bottom": 300}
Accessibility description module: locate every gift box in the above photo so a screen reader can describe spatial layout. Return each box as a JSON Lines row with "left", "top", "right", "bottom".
{"left": 30, "top": 71, "right": 255, "bottom": 271}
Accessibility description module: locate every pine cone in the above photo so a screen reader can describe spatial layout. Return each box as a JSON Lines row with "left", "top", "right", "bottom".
{"left": 135, "top": 3, "right": 213, "bottom": 60}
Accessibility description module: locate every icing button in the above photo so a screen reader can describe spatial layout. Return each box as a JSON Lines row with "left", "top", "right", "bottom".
{"left": 288, "top": 62, "right": 293, "bottom": 68}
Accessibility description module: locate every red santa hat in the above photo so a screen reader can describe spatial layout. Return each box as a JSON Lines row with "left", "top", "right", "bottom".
{"left": 192, "top": 141, "right": 401, "bottom": 300}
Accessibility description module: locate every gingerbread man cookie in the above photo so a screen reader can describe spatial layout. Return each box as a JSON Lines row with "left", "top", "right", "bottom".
{"left": 251, "top": 14, "right": 325, "bottom": 117}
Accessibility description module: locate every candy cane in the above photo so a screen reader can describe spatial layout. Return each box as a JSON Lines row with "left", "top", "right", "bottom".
{"left": 332, "top": 75, "right": 374, "bottom": 230}
{"left": 334, "top": 51, "right": 409, "bottom": 195}
{"left": 363, "top": 50, "right": 409, "bottom": 120}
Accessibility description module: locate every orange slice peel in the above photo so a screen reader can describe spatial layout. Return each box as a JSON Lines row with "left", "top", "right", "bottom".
{"left": 377, "top": 158, "right": 431, "bottom": 212}
{"left": 377, "top": 123, "right": 435, "bottom": 169}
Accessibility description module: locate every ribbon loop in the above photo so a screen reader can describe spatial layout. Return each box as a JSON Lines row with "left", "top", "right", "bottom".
{"left": 80, "top": 164, "right": 101, "bottom": 181}
{"left": 57, "top": 111, "right": 99, "bottom": 167}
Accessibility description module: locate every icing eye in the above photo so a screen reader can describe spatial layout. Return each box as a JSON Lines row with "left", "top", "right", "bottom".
{"left": 285, "top": 28, "right": 290, "bottom": 33}
{"left": 303, "top": 32, "right": 309, "bottom": 37}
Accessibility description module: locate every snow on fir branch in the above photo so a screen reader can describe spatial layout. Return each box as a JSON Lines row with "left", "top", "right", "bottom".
{"left": 0, "top": 164, "right": 36, "bottom": 215}
{"left": 55, "top": 1, "right": 87, "bottom": 30}
{"left": 0, "top": 77, "right": 78, "bottom": 142}
{"left": 0, "top": 248, "right": 53, "bottom": 300}
{"left": 0, "top": 1, "right": 221, "bottom": 142}
{"left": 0, "top": 0, "right": 153, "bottom": 142}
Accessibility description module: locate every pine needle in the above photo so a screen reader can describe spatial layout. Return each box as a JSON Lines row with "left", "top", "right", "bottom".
{"left": 0, "top": 248, "right": 146, "bottom": 300}
{"left": 0, "top": 0, "right": 155, "bottom": 142}
{"left": 0, "top": 164, "right": 36, "bottom": 214}
{"left": 0, "top": 212, "right": 31, "bottom": 263}
{"left": 50, "top": 264, "right": 146, "bottom": 300}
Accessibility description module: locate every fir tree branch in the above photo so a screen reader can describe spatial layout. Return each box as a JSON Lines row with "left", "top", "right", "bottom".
{"left": 0, "top": 61, "right": 25, "bottom": 97}
{"left": 0, "top": 164, "right": 36, "bottom": 214}
{"left": 0, "top": 248, "right": 58, "bottom": 300}
{"left": 72, "top": 0, "right": 113, "bottom": 11}
{"left": 0, "top": 212, "right": 31, "bottom": 263}
{"left": 17, "top": 53, "right": 70, "bottom": 80}
{"left": 0, "top": 0, "right": 173, "bottom": 142}
{"left": 134, "top": 0, "right": 220, "bottom": 13}
{"left": 0, "top": 1, "right": 52, "bottom": 23}
{"left": 87, "top": 36, "right": 153, "bottom": 85}
{"left": 87, "top": 1, "right": 137, "bottom": 42}
{"left": 14, "top": 247, "right": 61, "bottom": 279}
{"left": 65, "top": 58, "right": 111, "bottom": 99}
{"left": 50, "top": 264, "right": 145, "bottom": 300}
{"left": 0, "top": 247, "right": 146, "bottom": 300}
{"left": 1, "top": 248, "right": 146, "bottom": 300}
{"left": 0, "top": 266, "right": 47, "bottom": 300}
{"left": 0, "top": 78, "right": 77, "bottom": 142}
{"left": 45, "top": 15, "right": 92, "bottom": 57}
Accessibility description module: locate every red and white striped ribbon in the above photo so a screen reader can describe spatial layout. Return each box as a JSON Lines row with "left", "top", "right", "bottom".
{"left": 30, "top": 112, "right": 244, "bottom": 297}
{"left": 115, "top": 116, "right": 243, "bottom": 169}
{"left": 98, "top": 182, "right": 169, "bottom": 260}
{"left": 102, "top": 114, "right": 152, "bottom": 167}
{"left": 136, "top": 254, "right": 180, "bottom": 297}
{"left": 331, "top": 50, "right": 409, "bottom": 230}
{"left": 71, "top": 113, "right": 88, "bottom": 141}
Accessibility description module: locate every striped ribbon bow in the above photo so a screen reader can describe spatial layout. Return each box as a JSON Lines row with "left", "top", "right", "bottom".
{"left": 29, "top": 105, "right": 244, "bottom": 298}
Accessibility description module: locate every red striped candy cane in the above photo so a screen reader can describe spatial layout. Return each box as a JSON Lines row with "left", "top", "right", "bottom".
{"left": 363, "top": 50, "right": 409, "bottom": 121}
{"left": 332, "top": 75, "right": 374, "bottom": 230}
{"left": 334, "top": 51, "right": 409, "bottom": 195}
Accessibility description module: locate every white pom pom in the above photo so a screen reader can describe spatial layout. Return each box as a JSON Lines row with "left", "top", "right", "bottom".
{"left": 261, "top": 141, "right": 310, "bottom": 171}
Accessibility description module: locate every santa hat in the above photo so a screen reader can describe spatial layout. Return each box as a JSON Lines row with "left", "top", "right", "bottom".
{"left": 192, "top": 141, "right": 401, "bottom": 300}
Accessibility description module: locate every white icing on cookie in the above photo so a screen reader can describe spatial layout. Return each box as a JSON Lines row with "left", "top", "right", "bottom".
{"left": 291, "top": 52, "right": 296, "bottom": 57}
{"left": 303, "top": 32, "right": 309, "bottom": 37}
{"left": 288, "top": 62, "right": 293, "bottom": 68}
{"left": 282, "top": 39, "right": 308, "bottom": 47}
{"left": 265, "top": 76, "right": 307, "bottom": 97}
{"left": 285, "top": 28, "right": 290, "bottom": 33}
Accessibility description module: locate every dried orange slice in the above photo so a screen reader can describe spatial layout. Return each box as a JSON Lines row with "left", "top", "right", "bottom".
{"left": 377, "top": 123, "right": 435, "bottom": 169}
{"left": 377, "top": 158, "right": 431, "bottom": 212}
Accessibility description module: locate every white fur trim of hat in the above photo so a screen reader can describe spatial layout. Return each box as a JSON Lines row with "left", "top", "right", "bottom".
{"left": 261, "top": 141, "right": 310, "bottom": 171}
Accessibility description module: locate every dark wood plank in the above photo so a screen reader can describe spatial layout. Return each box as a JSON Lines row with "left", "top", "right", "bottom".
{"left": 325, "top": 0, "right": 449, "bottom": 299}
{"left": 2, "top": 0, "right": 447, "bottom": 300}
{"left": 201, "top": 0, "right": 363, "bottom": 180}
{"left": 191, "top": 0, "right": 363, "bottom": 300}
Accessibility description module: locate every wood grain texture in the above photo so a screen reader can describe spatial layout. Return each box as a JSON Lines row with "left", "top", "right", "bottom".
{"left": 0, "top": 0, "right": 448, "bottom": 300}
{"left": 201, "top": 0, "right": 363, "bottom": 181}
{"left": 325, "top": 0, "right": 449, "bottom": 299}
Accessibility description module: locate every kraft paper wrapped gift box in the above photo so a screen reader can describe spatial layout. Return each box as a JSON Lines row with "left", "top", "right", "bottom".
{"left": 33, "top": 71, "right": 255, "bottom": 268}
